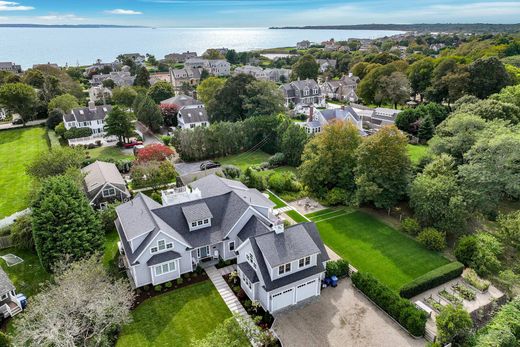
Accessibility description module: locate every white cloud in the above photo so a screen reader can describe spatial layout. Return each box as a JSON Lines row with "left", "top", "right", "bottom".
{"left": 105, "top": 9, "right": 143, "bottom": 15}
{"left": 37, "top": 14, "right": 86, "bottom": 21}
{"left": 0, "top": 1, "right": 33, "bottom": 11}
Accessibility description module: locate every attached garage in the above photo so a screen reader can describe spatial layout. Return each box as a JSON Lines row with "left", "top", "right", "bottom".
{"left": 295, "top": 279, "right": 317, "bottom": 302}
{"left": 271, "top": 288, "right": 294, "bottom": 312}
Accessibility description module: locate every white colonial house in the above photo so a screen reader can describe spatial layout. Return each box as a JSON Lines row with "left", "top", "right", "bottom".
{"left": 160, "top": 94, "right": 210, "bottom": 130}
{"left": 63, "top": 101, "right": 112, "bottom": 143}
{"left": 115, "top": 175, "right": 329, "bottom": 313}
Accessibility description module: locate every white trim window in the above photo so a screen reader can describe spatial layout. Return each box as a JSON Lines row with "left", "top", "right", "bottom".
{"left": 246, "top": 253, "right": 256, "bottom": 269}
{"left": 154, "top": 261, "right": 176, "bottom": 276}
{"left": 150, "top": 239, "right": 173, "bottom": 254}
{"left": 278, "top": 263, "right": 291, "bottom": 275}
{"left": 102, "top": 186, "right": 116, "bottom": 197}
{"left": 229, "top": 241, "right": 235, "bottom": 252}
{"left": 298, "top": 256, "right": 311, "bottom": 268}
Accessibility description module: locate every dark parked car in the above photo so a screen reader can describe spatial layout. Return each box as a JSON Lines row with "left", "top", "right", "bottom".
{"left": 11, "top": 115, "right": 23, "bottom": 125}
{"left": 200, "top": 161, "right": 221, "bottom": 170}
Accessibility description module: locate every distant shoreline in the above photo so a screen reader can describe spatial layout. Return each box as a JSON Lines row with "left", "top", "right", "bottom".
{"left": 269, "top": 23, "right": 520, "bottom": 33}
{"left": 0, "top": 24, "right": 145, "bottom": 28}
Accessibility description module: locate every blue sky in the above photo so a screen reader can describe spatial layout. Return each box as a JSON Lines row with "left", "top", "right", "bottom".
{"left": 0, "top": 0, "right": 519, "bottom": 27}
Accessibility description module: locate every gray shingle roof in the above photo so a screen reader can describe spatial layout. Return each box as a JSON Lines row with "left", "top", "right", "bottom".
{"left": 160, "top": 94, "right": 202, "bottom": 107}
{"left": 255, "top": 224, "right": 321, "bottom": 267}
{"left": 181, "top": 202, "right": 213, "bottom": 223}
{"left": 238, "top": 261, "right": 259, "bottom": 283}
{"left": 147, "top": 251, "right": 182, "bottom": 266}
{"left": 64, "top": 105, "right": 112, "bottom": 123}
{"left": 81, "top": 161, "right": 129, "bottom": 199}
{"left": 237, "top": 216, "right": 271, "bottom": 242}
{"left": 0, "top": 268, "right": 15, "bottom": 294}
{"left": 178, "top": 107, "right": 208, "bottom": 124}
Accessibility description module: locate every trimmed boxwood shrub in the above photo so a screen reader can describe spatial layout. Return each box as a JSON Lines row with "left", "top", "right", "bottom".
{"left": 399, "top": 261, "right": 464, "bottom": 299}
{"left": 325, "top": 259, "right": 349, "bottom": 278}
{"left": 64, "top": 127, "right": 93, "bottom": 139}
{"left": 352, "top": 272, "right": 427, "bottom": 337}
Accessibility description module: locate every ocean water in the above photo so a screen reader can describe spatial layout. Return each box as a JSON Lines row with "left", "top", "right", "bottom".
{"left": 0, "top": 27, "right": 403, "bottom": 68}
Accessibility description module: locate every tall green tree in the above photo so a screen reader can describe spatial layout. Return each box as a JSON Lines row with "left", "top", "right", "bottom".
{"left": 196, "top": 76, "right": 225, "bottom": 107}
{"left": 0, "top": 82, "right": 38, "bottom": 125}
{"left": 468, "top": 57, "right": 511, "bottom": 99}
{"left": 417, "top": 115, "right": 434, "bottom": 141}
{"left": 291, "top": 55, "right": 319, "bottom": 80}
{"left": 135, "top": 95, "right": 163, "bottom": 131}
{"left": 455, "top": 99, "right": 520, "bottom": 124}
{"left": 26, "top": 146, "right": 84, "bottom": 179}
{"left": 147, "top": 80, "right": 174, "bottom": 104}
{"left": 355, "top": 125, "right": 410, "bottom": 209}
{"left": 243, "top": 80, "right": 285, "bottom": 118}
{"left": 48, "top": 93, "right": 79, "bottom": 113}
{"left": 436, "top": 305, "right": 473, "bottom": 346}
{"left": 280, "top": 122, "right": 308, "bottom": 167}
{"left": 104, "top": 106, "right": 135, "bottom": 144}
{"left": 377, "top": 71, "right": 410, "bottom": 108}
{"left": 408, "top": 58, "right": 434, "bottom": 101}
{"left": 211, "top": 74, "right": 256, "bottom": 122}
{"left": 31, "top": 176, "right": 104, "bottom": 271}
{"left": 133, "top": 66, "right": 151, "bottom": 88}
{"left": 112, "top": 86, "right": 138, "bottom": 108}
{"left": 300, "top": 122, "right": 361, "bottom": 199}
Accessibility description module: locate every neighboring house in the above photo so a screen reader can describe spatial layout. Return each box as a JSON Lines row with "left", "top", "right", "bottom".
{"left": 320, "top": 73, "right": 360, "bottom": 102}
{"left": 0, "top": 62, "right": 22, "bottom": 73}
{"left": 88, "top": 86, "right": 112, "bottom": 103}
{"left": 316, "top": 59, "right": 337, "bottom": 73}
{"left": 164, "top": 51, "right": 198, "bottom": 63}
{"left": 280, "top": 79, "right": 325, "bottom": 107}
{"left": 160, "top": 94, "right": 209, "bottom": 129}
{"left": 149, "top": 72, "right": 172, "bottom": 85}
{"left": 84, "top": 59, "right": 121, "bottom": 77}
{"left": 90, "top": 70, "right": 135, "bottom": 87}
{"left": 296, "top": 40, "right": 310, "bottom": 49}
{"left": 63, "top": 101, "right": 112, "bottom": 139}
{"left": 81, "top": 161, "right": 131, "bottom": 208}
{"left": 300, "top": 106, "right": 364, "bottom": 135}
{"left": 0, "top": 268, "right": 23, "bottom": 318}
{"left": 115, "top": 175, "right": 329, "bottom": 313}
{"left": 184, "top": 58, "right": 231, "bottom": 76}
{"left": 234, "top": 65, "right": 291, "bottom": 82}
{"left": 0, "top": 108, "right": 7, "bottom": 121}
{"left": 351, "top": 104, "right": 401, "bottom": 131}
{"left": 169, "top": 67, "right": 201, "bottom": 90}
{"left": 32, "top": 63, "right": 59, "bottom": 69}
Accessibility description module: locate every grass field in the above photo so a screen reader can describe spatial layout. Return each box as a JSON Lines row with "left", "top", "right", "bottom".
{"left": 0, "top": 248, "right": 50, "bottom": 297}
{"left": 86, "top": 146, "right": 134, "bottom": 162}
{"left": 407, "top": 144, "right": 429, "bottom": 165}
{"left": 307, "top": 209, "right": 450, "bottom": 290}
{"left": 0, "top": 127, "right": 49, "bottom": 218}
{"left": 267, "top": 191, "right": 287, "bottom": 208}
{"left": 117, "top": 281, "right": 241, "bottom": 347}
{"left": 286, "top": 209, "right": 309, "bottom": 223}
{"left": 216, "top": 151, "right": 271, "bottom": 171}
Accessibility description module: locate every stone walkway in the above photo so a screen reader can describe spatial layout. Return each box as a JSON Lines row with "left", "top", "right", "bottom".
{"left": 205, "top": 265, "right": 249, "bottom": 319}
{"left": 214, "top": 264, "right": 237, "bottom": 276}
{"left": 274, "top": 206, "right": 292, "bottom": 214}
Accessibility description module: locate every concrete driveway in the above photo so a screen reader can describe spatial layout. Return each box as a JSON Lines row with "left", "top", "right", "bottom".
{"left": 272, "top": 279, "right": 425, "bottom": 347}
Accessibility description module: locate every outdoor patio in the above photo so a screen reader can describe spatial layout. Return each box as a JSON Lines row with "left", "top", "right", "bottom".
{"left": 289, "top": 197, "right": 326, "bottom": 215}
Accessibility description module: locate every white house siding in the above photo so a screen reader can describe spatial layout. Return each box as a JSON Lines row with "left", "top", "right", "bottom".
{"left": 179, "top": 120, "right": 208, "bottom": 130}
{"left": 267, "top": 273, "right": 322, "bottom": 313}
{"left": 222, "top": 240, "right": 237, "bottom": 261}
{"left": 269, "top": 253, "right": 318, "bottom": 281}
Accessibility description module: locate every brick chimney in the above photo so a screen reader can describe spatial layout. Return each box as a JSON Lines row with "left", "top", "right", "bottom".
{"left": 88, "top": 100, "right": 96, "bottom": 111}
{"left": 308, "top": 106, "right": 314, "bottom": 122}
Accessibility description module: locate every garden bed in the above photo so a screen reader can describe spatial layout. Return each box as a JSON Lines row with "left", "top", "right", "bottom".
{"left": 223, "top": 273, "right": 274, "bottom": 330}
{"left": 133, "top": 268, "right": 208, "bottom": 308}
{"left": 215, "top": 257, "right": 237, "bottom": 269}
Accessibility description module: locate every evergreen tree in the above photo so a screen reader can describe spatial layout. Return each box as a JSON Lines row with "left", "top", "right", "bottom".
{"left": 417, "top": 116, "right": 434, "bottom": 141}
{"left": 133, "top": 66, "right": 151, "bottom": 88}
{"left": 136, "top": 95, "right": 163, "bottom": 131}
{"left": 280, "top": 122, "right": 308, "bottom": 166}
{"left": 31, "top": 176, "right": 104, "bottom": 271}
{"left": 104, "top": 106, "right": 135, "bottom": 144}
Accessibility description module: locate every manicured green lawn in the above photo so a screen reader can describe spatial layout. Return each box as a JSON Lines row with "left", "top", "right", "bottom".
{"left": 308, "top": 210, "right": 450, "bottom": 290}
{"left": 407, "top": 144, "right": 429, "bottom": 165}
{"left": 267, "top": 191, "right": 286, "bottom": 208}
{"left": 216, "top": 151, "right": 271, "bottom": 171}
{"left": 103, "top": 230, "right": 120, "bottom": 273}
{"left": 0, "top": 248, "right": 50, "bottom": 297}
{"left": 117, "top": 281, "right": 235, "bottom": 347}
{"left": 0, "top": 127, "right": 49, "bottom": 218}
{"left": 86, "top": 146, "right": 134, "bottom": 162}
{"left": 286, "top": 209, "right": 309, "bottom": 223}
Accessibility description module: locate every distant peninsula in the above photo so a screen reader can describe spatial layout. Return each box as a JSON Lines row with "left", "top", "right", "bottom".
{"left": 269, "top": 23, "right": 520, "bottom": 34}
{"left": 0, "top": 24, "right": 146, "bottom": 28}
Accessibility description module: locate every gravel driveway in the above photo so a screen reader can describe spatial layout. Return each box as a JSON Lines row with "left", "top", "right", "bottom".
{"left": 272, "top": 279, "right": 425, "bottom": 347}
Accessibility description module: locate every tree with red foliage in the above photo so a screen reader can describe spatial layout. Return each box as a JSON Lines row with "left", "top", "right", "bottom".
{"left": 136, "top": 144, "right": 175, "bottom": 162}
{"left": 160, "top": 104, "right": 178, "bottom": 127}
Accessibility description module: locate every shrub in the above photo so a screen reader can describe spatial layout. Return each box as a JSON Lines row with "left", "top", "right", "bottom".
{"left": 455, "top": 235, "right": 478, "bottom": 266}
{"left": 136, "top": 144, "right": 175, "bottom": 162}
{"left": 241, "top": 167, "right": 266, "bottom": 190}
{"left": 143, "top": 285, "right": 150, "bottom": 291}
{"left": 154, "top": 285, "right": 162, "bottom": 292}
{"left": 176, "top": 278, "right": 183, "bottom": 285}
{"left": 436, "top": 304, "right": 473, "bottom": 345}
{"left": 417, "top": 228, "right": 446, "bottom": 251}
{"left": 222, "top": 165, "right": 241, "bottom": 179}
{"left": 243, "top": 299, "right": 252, "bottom": 310}
{"left": 401, "top": 217, "right": 421, "bottom": 235}
{"left": 325, "top": 259, "right": 350, "bottom": 278}
{"left": 164, "top": 281, "right": 172, "bottom": 288}
{"left": 195, "top": 265, "right": 204, "bottom": 275}
{"left": 267, "top": 171, "right": 300, "bottom": 193}
{"left": 462, "top": 269, "right": 490, "bottom": 292}
{"left": 352, "top": 272, "right": 427, "bottom": 337}
{"left": 400, "top": 262, "right": 464, "bottom": 298}
{"left": 161, "top": 135, "right": 172, "bottom": 146}
{"left": 55, "top": 122, "right": 66, "bottom": 137}
{"left": 9, "top": 215, "right": 34, "bottom": 250}
{"left": 325, "top": 187, "right": 347, "bottom": 206}
{"left": 0, "top": 331, "right": 11, "bottom": 347}
{"left": 268, "top": 152, "right": 285, "bottom": 168}
{"left": 63, "top": 127, "right": 93, "bottom": 140}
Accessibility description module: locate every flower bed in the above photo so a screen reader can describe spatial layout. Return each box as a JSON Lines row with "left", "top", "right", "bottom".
{"left": 133, "top": 266, "right": 208, "bottom": 307}
{"left": 439, "top": 289, "right": 462, "bottom": 305}
{"left": 223, "top": 272, "right": 275, "bottom": 330}
{"left": 452, "top": 283, "right": 476, "bottom": 301}
{"left": 424, "top": 296, "right": 444, "bottom": 313}
{"left": 462, "top": 269, "right": 490, "bottom": 292}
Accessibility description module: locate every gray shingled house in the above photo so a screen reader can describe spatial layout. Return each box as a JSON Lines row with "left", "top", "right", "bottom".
{"left": 0, "top": 268, "right": 22, "bottom": 318}
{"left": 279, "top": 79, "right": 325, "bottom": 108}
{"left": 81, "top": 161, "right": 130, "bottom": 208}
{"left": 115, "top": 175, "right": 329, "bottom": 313}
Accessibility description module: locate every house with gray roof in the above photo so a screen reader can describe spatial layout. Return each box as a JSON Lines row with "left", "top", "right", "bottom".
{"left": 81, "top": 161, "right": 130, "bottom": 208}
{"left": 320, "top": 73, "right": 360, "bottom": 102}
{"left": 115, "top": 174, "right": 329, "bottom": 312}
{"left": 169, "top": 67, "right": 201, "bottom": 90}
{"left": 316, "top": 59, "right": 337, "bottom": 73}
{"left": 300, "top": 106, "right": 365, "bottom": 135}
{"left": 0, "top": 268, "right": 22, "bottom": 318}
{"left": 0, "top": 62, "right": 21, "bottom": 73}
{"left": 279, "top": 79, "right": 325, "bottom": 108}
{"left": 63, "top": 102, "right": 112, "bottom": 143}
{"left": 160, "top": 94, "right": 209, "bottom": 129}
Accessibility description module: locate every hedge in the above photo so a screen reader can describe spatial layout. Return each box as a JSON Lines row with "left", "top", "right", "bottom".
{"left": 399, "top": 261, "right": 464, "bottom": 299}
{"left": 352, "top": 272, "right": 427, "bottom": 337}
{"left": 64, "top": 127, "right": 93, "bottom": 139}
{"left": 325, "top": 259, "right": 349, "bottom": 278}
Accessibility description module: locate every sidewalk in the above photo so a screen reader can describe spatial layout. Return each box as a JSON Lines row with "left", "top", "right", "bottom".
{"left": 205, "top": 265, "right": 250, "bottom": 320}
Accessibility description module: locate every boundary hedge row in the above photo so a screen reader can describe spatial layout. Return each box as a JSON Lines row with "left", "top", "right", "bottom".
{"left": 352, "top": 272, "right": 427, "bottom": 337}
{"left": 399, "top": 261, "right": 464, "bottom": 299}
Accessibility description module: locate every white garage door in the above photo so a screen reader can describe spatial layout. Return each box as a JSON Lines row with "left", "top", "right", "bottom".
{"left": 296, "top": 279, "right": 317, "bottom": 302}
{"left": 271, "top": 288, "right": 294, "bottom": 312}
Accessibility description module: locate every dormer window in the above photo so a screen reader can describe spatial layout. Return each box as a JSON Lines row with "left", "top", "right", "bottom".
{"left": 299, "top": 256, "right": 311, "bottom": 268}
{"left": 278, "top": 263, "right": 291, "bottom": 275}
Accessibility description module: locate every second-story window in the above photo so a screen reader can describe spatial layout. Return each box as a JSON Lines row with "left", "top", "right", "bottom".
{"left": 299, "top": 256, "right": 311, "bottom": 268}
{"left": 278, "top": 263, "right": 291, "bottom": 275}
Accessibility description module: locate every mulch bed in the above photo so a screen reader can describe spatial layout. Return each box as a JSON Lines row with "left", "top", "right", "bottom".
{"left": 132, "top": 270, "right": 208, "bottom": 308}
{"left": 223, "top": 273, "right": 274, "bottom": 330}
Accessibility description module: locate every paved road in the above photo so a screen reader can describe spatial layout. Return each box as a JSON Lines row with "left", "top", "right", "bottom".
{"left": 136, "top": 121, "right": 162, "bottom": 145}
{"left": 0, "top": 119, "right": 46, "bottom": 130}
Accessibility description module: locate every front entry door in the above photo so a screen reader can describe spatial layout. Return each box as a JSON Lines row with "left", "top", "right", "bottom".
{"left": 198, "top": 246, "right": 209, "bottom": 258}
